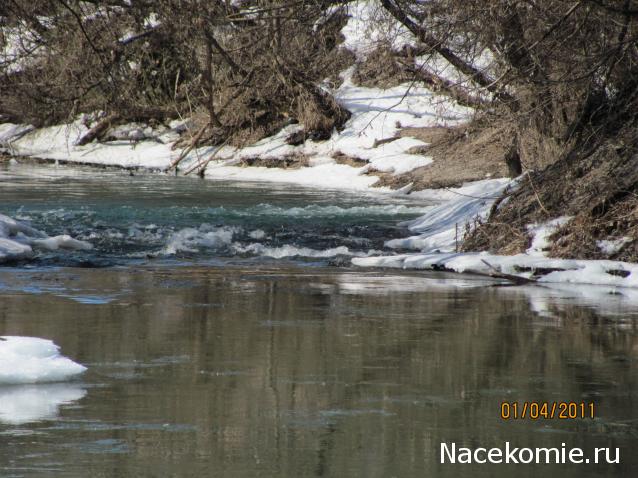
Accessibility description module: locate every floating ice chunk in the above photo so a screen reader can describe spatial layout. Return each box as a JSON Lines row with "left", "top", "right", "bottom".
{"left": 0, "top": 213, "right": 46, "bottom": 238}
{"left": 31, "top": 234, "right": 93, "bottom": 251}
{"left": 1, "top": 213, "right": 93, "bottom": 262}
{"left": 0, "top": 237, "right": 33, "bottom": 261}
{"left": 0, "top": 336, "right": 87, "bottom": 384}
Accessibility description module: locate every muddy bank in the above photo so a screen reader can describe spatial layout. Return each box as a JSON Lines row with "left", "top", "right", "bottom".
{"left": 464, "top": 126, "right": 638, "bottom": 262}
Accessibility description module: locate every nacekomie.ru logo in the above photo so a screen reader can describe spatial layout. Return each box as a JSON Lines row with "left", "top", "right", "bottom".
{"left": 440, "top": 442, "right": 620, "bottom": 464}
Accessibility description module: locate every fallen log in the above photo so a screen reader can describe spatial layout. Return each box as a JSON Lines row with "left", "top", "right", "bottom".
{"left": 76, "top": 113, "right": 119, "bottom": 146}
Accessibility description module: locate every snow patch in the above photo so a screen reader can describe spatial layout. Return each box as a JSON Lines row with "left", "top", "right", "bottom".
{"left": 340, "top": 0, "right": 416, "bottom": 60}
{"left": 526, "top": 217, "right": 571, "bottom": 256}
{"left": 597, "top": 237, "right": 631, "bottom": 256}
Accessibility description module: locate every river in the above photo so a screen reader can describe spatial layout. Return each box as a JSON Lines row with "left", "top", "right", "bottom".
{"left": 1, "top": 163, "right": 637, "bottom": 477}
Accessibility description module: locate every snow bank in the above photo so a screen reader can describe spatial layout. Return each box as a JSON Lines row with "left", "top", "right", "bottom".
{"left": 203, "top": 66, "right": 472, "bottom": 185}
{"left": 353, "top": 251, "right": 638, "bottom": 288}
{"left": 0, "top": 120, "right": 180, "bottom": 170}
{"left": 351, "top": 179, "right": 638, "bottom": 289}
{"left": 0, "top": 0, "right": 475, "bottom": 192}
{"left": 386, "top": 179, "right": 512, "bottom": 252}
{"left": 353, "top": 205, "right": 638, "bottom": 289}
{"left": 0, "top": 213, "right": 92, "bottom": 263}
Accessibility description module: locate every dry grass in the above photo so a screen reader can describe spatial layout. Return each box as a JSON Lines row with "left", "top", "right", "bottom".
{"left": 352, "top": 47, "right": 413, "bottom": 89}
{"left": 332, "top": 151, "right": 368, "bottom": 167}
{"left": 239, "top": 154, "right": 309, "bottom": 169}
{"left": 373, "top": 121, "right": 510, "bottom": 191}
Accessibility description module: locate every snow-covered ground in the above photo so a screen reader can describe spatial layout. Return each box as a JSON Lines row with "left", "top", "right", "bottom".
{"left": 0, "top": 0, "right": 472, "bottom": 191}
{"left": 353, "top": 199, "right": 638, "bottom": 289}
{"left": 0, "top": 64, "right": 470, "bottom": 190}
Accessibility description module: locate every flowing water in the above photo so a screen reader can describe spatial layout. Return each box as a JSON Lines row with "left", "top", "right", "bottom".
{"left": 0, "top": 164, "right": 432, "bottom": 267}
{"left": 1, "top": 163, "right": 638, "bottom": 477}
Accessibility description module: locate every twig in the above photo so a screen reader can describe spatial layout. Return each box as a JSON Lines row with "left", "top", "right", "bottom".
{"left": 183, "top": 138, "right": 229, "bottom": 176}
{"left": 167, "top": 124, "right": 207, "bottom": 171}
{"left": 481, "top": 259, "right": 537, "bottom": 284}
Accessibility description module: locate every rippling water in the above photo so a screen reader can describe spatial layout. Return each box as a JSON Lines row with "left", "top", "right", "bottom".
{"left": 0, "top": 163, "right": 432, "bottom": 266}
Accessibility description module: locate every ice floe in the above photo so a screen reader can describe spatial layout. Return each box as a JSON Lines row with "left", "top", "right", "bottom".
{"left": 0, "top": 336, "right": 87, "bottom": 384}
{"left": 0, "top": 213, "right": 92, "bottom": 263}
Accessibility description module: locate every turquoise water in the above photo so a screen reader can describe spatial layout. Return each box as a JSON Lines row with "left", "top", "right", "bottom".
{"left": 0, "top": 163, "right": 431, "bottom": 266}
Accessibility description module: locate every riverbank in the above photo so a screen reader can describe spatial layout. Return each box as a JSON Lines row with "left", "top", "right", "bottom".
{"left": 2, "top": 0, "right": 636, "bottom": 289}
{"left": 2, "top": 159, "right": 638, "bottom": 291}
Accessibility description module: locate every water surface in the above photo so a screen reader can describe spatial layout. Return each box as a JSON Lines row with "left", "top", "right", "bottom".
{"left": 0, "top": 163, "right": 431, "bottom": 266}
{"left": 1, "top": 163, "right": 638, "bottom": 477}
{"left": 0, "top": 267, "right": 637, "bottom": 477}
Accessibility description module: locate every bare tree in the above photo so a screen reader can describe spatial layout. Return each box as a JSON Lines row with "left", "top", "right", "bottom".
{"left": 380, "top": 0, "right": 638, "bottom": 174}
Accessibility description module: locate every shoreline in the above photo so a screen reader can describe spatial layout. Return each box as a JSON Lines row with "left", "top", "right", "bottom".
{"left": 3, "top": 153, "right": 638, "bottom": 290}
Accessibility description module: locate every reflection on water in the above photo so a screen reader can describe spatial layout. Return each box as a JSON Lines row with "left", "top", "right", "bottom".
{"left": 0, "top": 266, "right": 637, "bottom": 477}
{"left": 0, "top": 384, "right": 86, "bottom": 426}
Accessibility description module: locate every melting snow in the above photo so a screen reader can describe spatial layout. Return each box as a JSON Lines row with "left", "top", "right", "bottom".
{"left": 0, "top": 336, "right": 87, "bottom": 384}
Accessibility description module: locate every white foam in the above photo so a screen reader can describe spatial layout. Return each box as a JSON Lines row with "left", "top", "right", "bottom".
{"left": 0, "top": 336, "right": 87, "bottom": 384}
{"left": 162, "top": 225, "right": 237, "bottom": 255}
{"left": 241, "top": 203, "right": 431, "bottom": 217}
{"left": 234, "top": 243, "right": 353, "bottom": 259}
{"left": 249, "top": 229, "right": 266, "bottom": 240}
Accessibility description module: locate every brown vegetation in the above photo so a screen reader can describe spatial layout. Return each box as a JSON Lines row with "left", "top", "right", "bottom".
{"left": 372, "top": 121, "right": 510, "bottom": 190}
{"left": 463, "top": 126, "right": 638, "bottom": 262}
{"left": 379, "top": 0, "right": 638, "bottom": 259}
{"left": 3, "top": 1, "right": 638, "bottom": 259}
{"left": 1, "top": 1, "right": 354, "bottom": 148}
